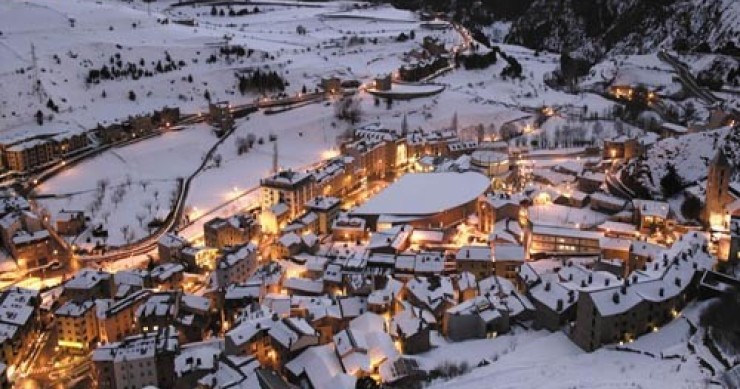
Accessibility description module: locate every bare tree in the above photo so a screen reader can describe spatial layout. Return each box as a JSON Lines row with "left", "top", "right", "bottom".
{"left": 334, "top": 96, "right": 362, "bottom": 124}
{"left": 235, "top": 136, "right": 252, "bottom": 155}
{"left": 111, "top": 186, "right": 126, "bottom": 208}
{"left": 136, "top": 212, "right": 146, "bottom": 227}
{"left": 120, "top": 225, "right": 130, "bottom": 243}
{"left": 97, "top": 178, "right": 110, "bottom": 192}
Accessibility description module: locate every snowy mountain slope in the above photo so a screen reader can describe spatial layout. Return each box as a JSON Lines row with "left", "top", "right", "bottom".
{"left": 391, "top": 0, "right": 739, "bottom": 61}
{"left": 505, "top": 0, "right": 740, "bottom": 59}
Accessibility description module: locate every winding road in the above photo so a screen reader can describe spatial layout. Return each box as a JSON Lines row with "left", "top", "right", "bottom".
{"left": 658, "top": 50, "right": 723, "bottom": 105}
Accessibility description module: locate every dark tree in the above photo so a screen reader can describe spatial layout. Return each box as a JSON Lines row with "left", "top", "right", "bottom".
{"left": 355, "top": 376, "right": 380, "bottom": 389}
{"left": 660, "top": 164, "right": 683, "bottom": 198}
{"left": 680, "top": 195, "right": 701, "bottom": 221}
{"left": 700, "top": 288, "right": 740, "bottom": 355}
{"left": 35, "top": 110, "right": 44, "bottom": 125}
{"left": 128, "top": 90, "right": 136, "bottom": 101}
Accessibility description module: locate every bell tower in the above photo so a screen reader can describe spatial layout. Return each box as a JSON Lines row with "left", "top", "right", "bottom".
{"left": 704, "top": 149, "right": 732, "bottom": 228}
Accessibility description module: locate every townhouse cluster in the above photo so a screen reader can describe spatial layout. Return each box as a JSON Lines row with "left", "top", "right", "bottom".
{"left": 10, "top": 115, "right": 737, "bottom": 388}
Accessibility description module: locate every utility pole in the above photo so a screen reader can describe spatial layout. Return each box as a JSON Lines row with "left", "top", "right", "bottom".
{"left": 272, "top": 140, "right": 279, "bottom": 174}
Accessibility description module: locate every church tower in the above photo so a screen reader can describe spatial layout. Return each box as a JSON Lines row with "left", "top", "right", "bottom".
{"left": 704, "top": 149, "right": 733, "bottom": 228}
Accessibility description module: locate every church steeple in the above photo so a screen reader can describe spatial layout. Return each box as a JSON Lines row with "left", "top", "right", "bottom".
{"left": 704, "top": 148, "right": 733, "bottom": 228}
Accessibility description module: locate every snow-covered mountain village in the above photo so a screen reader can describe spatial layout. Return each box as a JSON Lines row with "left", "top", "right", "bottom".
{"left": 0, "top": 0, "right": 738, "bottom": 388}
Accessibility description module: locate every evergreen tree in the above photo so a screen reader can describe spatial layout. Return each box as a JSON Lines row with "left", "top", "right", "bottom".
{"left": 660, "top": 164, "right": 683, "bottom": 198}
{"left": 680, "top": 195, "right": 701, "bottom": 221}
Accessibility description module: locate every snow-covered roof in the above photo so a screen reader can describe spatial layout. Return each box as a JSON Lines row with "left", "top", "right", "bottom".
{"left": 285, "top": 344, "right": 355, "bottom": 389}
{"left": 368, "top": 225, "right": 413, "bottom": 250}
{"left": 352, "top": 172, "right": 489, "bottom": 216}
{"left": 197, "top": 354, "right": 259, "bottom": 389}
{"left": 158, "top": 233, "right": 188, "bottom": 249}
{"left": 634, "top": 199, "right": 670, "bottom": 219}
{"left": 224, "top": 282, "right": 263, "bottom": 301}
{"left": 92, "top": 326, "right": 178, "bottom": 363}
{"left": 389, "top": 307, "right": 426, "bottom": 339}
{"left": 410, "top": 229, "right": 445, "bottom": 243}
{"left": 446, "top": 295, "right": 502, "bottom": 324}
{"left": 55, "top": 299, "right": 95, "bottom": 317}
{"left": 493, "top": 244, "right": 525, "bottom": 262}
{"left": 284, "top": 277, "right": 324, "bottom": 294}
{"left": 268, "top": 317, "right": 317, "bottom": 349}
{"left": 218, "top": 243, "right": 257, "bottom": 269}
{"left": 456, "top": 271, "right": 478, "bottom": 291}
{"left": 631, "top": 241, "right": 665, "bottom": 258}
{"left": 529, "top": 275, "right": 578, "bottom": 313}
{"left": 279, "top": 232, "right": 303, "bottom": 248}
{"left": 368, "top": 276, "right": 403, "bottom": 307}
{"left": 414, "top": 251, "right": 445, "bottom": 274}
{"left": 661, "top": 122, "right": 689, "bottom": 134}
{"left": 12, "top": 229, "right": 50, "bottom": 245}
{"left": 581, "top": 233, "right": 713, "bottom": 317}
{"left": 65, "top": 268, "right": 111, "bottom": 290}
{"left": 405, "top": 276, "right": 455, "bottom": 311}
{"left": 456, "top": 245, "right": 491, "bottom": 262}
{"left": 597, "top": 221, "right": 638, "bottom": 236}
{"left": 599, "top": 237, "right": 632, "bottom": 252}
{"left": 531, "top": 225, "right": 602, "bottom": 240}
{"left": 175, "top": 343, "right": 222, "bottom": 377}
{"left": 150, "top": 262, "right": 185, "bottom": 282}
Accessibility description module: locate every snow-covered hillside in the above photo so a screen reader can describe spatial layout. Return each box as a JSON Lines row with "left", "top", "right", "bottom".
{"left": 427, "top": 303, "right": 715, "bottom": 388}
{"left": 0, "top": 0, "right": 459, "bottom": 132}
{"left": 505, "top": 0, "right": 740, "bottom": 59}
{"left": 624, "top": 126, "right": 740, "bottom": 198}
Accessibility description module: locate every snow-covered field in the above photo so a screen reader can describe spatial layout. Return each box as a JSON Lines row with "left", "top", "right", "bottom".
{"left": 1, "top": 0, "right": 682, "bottom": 250}
{"left": 424, "top": 302, "right": 715, "bottom": 389}
{"left": 35, "top": 125, "right": 216, "bottom": 246}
